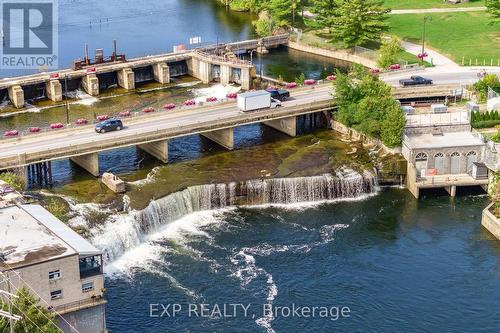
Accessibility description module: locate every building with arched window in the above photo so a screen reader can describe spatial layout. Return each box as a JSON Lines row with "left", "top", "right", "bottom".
{"left": 402, "top": 130, "right": 488, "bottom": 198}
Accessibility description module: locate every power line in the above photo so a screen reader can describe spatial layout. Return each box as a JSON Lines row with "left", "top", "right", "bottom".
{"left": 0, "top": 267, "right": 77, "bottom": 333}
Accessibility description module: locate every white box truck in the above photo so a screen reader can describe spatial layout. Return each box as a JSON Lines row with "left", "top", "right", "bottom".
{"left": 237, "top": 90, "right": 281, "bottom": 112}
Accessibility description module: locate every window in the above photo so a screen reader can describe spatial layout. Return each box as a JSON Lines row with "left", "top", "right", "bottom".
{"left": 50, "top": 290, "right": 62, "bottom": 300}
{"left": 415, "top": 152, "right": 428, "bottom": 161}
{"left": 48, "top": 270, "right": 61, "bottom": 281}
{"left": 82, "top": 282, "right": 94, "bottom": 293}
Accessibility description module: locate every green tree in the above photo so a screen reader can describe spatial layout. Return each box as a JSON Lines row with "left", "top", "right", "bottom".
{"left": 472, "top": 73, "right": 500, "bottom": 102}
{"left": 331, "top": 0, "right": 390, "bottom": 48}
{"left": 377, "top": 37, "right": 404, "bottom": 69}
{"left": 296, "top": 72, "right": 306, "bottom": 85}
{"left": 381, "top": 102, "right": 406, "bottom": 147}
{"left": 486, "top": 0, "right": 500, "bottom": 24}
{"left": 307, "top": 0, "right": 339, "bottom": 32}
{"left": 333, "top": 64, "right": 405, "bottom": 146}
{"left": 0, "top": 171, "right": 25, "bottom": 192}
{"left": 0, "top": 287, "right": 59, "bottom": 333}
{"left": 253, "top": 10, "right": 275, "bottom": 37}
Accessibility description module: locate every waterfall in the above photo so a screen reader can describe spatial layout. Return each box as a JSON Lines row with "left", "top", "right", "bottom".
{"left": 92, "top": 171, "right": 377, "bottom": 262}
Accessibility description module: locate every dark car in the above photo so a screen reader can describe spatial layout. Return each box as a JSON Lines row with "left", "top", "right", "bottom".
{"left": 399, "top": 76, "right": 433, "bottom": 87}
{"left": 95, "top": 119, "right": 123, "bottom": 133}
{"left": 266, "top": 88, "right": 290, "bottom": 101}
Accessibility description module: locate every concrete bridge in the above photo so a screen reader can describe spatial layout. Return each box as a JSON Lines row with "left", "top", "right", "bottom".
{"left": 0, "top": 35, "right": 289, "bottom": 108}
{"left": 0, "top": 85, "right": 333, "bottom": 183}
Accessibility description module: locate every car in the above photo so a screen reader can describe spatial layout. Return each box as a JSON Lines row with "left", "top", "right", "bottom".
{"left": 95, "top": 119, "right": 123, "bottom": 133}
{"left": 399, "top": 76, "right": 433, "bottom": 87}
{"left": 270, "top": 98, "right": 282, "bottom": 108}
{"left": 266, "top": 88, "right": 290, "bottom": 101}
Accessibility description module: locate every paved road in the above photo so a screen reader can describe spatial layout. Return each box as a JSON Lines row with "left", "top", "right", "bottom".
{"left": 0, "top": 86, "right": 333, "bottom": 162}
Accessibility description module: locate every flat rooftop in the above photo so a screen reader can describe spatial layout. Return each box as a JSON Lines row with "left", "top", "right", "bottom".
{"left": 404, "top": 131, "right": 485, "bottom": 150}
{"left": 0, "top": 205, "right": 100, "bottom": 270}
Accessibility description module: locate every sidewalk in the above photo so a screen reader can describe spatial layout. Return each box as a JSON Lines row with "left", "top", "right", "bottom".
{"left": 401, "top": 41, "right": 459, "bottom": 69}
{"left": 391, "top": 7, "right": 486, "bottom": 14}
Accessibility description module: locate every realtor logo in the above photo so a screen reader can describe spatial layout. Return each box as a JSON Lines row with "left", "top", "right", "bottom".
{"left": 1, "top": 0, "right": 58, "bottom": 69}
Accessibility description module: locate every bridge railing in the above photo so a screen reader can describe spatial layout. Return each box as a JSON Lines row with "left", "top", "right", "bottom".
{"left": 192, "top": 50, "right": 252, "bottom": 66}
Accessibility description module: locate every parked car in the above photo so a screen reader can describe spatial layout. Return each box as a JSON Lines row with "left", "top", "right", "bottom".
{"left": 399, "top": 76, "right": 433, "bottom": 87}
{"left": 95, "top": 119, "right": 123, "bottom": 133}
{"left": 266, "top": 88, "right": 290, "bottom": 101}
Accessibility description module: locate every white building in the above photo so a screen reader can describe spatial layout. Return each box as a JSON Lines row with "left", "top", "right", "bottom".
{"left": 0, "top": 204, "right": 106, "bottom": 333}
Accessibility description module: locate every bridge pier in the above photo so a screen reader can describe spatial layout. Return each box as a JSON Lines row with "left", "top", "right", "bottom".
{"left": 153, "top": 63, "right": 170, "bottom": 84}
{"left": 201, "top": 128, "right": 234, "bottom": 150}
{"left": 46, "top": 80, "right": 63, "bottom": 102}
{"left": 8, "top": 85, "right": 24, "bottom": 108}
{"left": 187, "top": 58, "right": 211, "bottom": 84}
{"left": 445, "top": 185, "right": 457, "bottom": 197}
{"left": 82, "top": 74, "right": 99, "bottom": 96}
{"left": 220, "top": 65, "right": 231, "bottom": 86}
{"left": 263, "top": 116, "right": 297, "bottom": 137}
{"left": 118, "top": 68, "right": 135, "bottom": 90}
{"left": 138, "top": 140, "right": 169, "bottom": 163}
{"left": 241, "top": 67, "right": 252, "bottom": 90}
{"left": 70, "top": 153, "right": 99, "bottom": 177}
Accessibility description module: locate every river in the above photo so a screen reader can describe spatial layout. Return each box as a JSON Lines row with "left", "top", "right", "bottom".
{"left": 2, "top": 1, "right": 499, "bottom": 332}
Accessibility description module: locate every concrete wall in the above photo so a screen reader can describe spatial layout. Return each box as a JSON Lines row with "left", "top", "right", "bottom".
{"left": 8, "top": 85, "right": 24, "bottom": 108}
{"left": 59, "top": 303, "right": 106, "bottom": 333}
{"left": 46, "top": 80, "right": 63, "bottom": 102}
{"left": 482, "top": 203, "right": 500, "bottom": 240}
{"left": 332, "top": 120, "right": 402, "bottom": 155}
{"left": 81, "top": 74, "right": 99, "bottom": 96}
{"left": 287, "top": 41, "right": 376, "bottom": 68}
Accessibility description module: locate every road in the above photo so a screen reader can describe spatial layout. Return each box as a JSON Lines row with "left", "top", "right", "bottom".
{"left": 0, "top": 85, "right": 333, "bottom": 167}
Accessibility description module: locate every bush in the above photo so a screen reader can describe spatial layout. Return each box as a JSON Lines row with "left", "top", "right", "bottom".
{"left": 0, "top": 171, "right": 25, "bottom": 191}
{"left": 473, "top": 120, "right": 500, "bottom": 128}
{"left": 472, "top": 74, "right": 500, "bottom": 102}
{"left": 491, "top": 132, "right": 500, "bottom": 143}
{"left": 471, "top": 110, "right": 500, "bottom": 128}
{"left": 295, "top": 73, "right": 306, "bottom": 85}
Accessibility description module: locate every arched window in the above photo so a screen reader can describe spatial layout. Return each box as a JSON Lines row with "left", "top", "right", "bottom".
{"left": 434, "top": 152, "right": 444, "bottom": 158}
{"left": 466, "top": 151, "right": 477, "bottom": 173}
{"left": 450, "top": 152, "right": 460, "bottom": 174}
{"left": 466, "top": 151, "right": 477, "bottom": 157}
{"left": 434, "top": 152, "right": 445, "bottom": 175}
{"left": 416, "top": 152, "right": 428, "bottom": 161}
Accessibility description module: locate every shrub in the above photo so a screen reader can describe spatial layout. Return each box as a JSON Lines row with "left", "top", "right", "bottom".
{"left": 473, "top": 120, "right": 500, "bottom": 128}
{"left": 0, "top": 171, "right": 25, "bottom": 191}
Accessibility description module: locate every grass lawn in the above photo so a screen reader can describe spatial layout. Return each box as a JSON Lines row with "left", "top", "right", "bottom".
{"left": 384, "top": 0, "right": 484, "bottom": 9}
{"left": 388, "top": 12, "right": 500, "bottom": 65}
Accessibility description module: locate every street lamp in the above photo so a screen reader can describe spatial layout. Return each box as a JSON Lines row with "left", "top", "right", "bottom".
{"left": 421, "top": 16, "right": 432, "bottom": 66}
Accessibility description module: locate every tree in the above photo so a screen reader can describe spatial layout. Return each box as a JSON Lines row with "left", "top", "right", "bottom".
{"left": 0, "top": 171, "right": 25, "bottom": 192}
{"left": 381, "top": 102, "right": 406, "bottom": 147}
{"left": 307, "top": 0, "right": 339, "bottom": 32}
{"left": 253, "top": 10, "right": 275, "bottom": 37}
{"left": 486, "top": 0, "right": 500, "bottom": 24}
{"left": 472, "top": 74, "right": 500, "bottom": 102}
{"left": 377, "top": 37, "right": 404, "bottom": 69}
{"left": 333, "top": 64, "right": 405, "bottom": 147}
{"left": 331, "top": 0, "right": 390, "bottom": 48}
{"left": 0, "top": 287, "right": 59, "bottom": 333}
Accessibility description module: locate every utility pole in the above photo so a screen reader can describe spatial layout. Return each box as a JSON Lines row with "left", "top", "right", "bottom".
{"left": 421, "top": 16, "right": 431, "bottom": 66}
{"left": 65, "top": 75, "right": 70, "bottom": 124}
{"left": 0, "top": 271, "right": 22, "bottom": 333}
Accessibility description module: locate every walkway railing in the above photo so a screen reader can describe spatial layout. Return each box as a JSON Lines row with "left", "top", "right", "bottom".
{"left": 192, "top": 49, "right": 252, "bottom": 66}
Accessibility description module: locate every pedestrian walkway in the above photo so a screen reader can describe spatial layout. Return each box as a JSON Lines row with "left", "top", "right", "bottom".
{"left": 391, "top": 7, "right": 486, "bottom": 15}
{"left": 401, "top": 41, "right": 459, "bottom": 69}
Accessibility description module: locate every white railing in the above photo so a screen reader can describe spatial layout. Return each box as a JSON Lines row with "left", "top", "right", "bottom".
{"left": 405, "top": 110, "right": 470, "bottom": 127}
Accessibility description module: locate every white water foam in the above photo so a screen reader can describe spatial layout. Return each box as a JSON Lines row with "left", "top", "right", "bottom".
{"left": 66, "top": 89, "right": 99, "bottom": 106}
{"left": 191, "top": 83, "right": 241, "bottom": 103}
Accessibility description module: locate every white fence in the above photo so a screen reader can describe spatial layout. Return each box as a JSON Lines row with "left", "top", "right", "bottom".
{"left": 405, "top": 110, "right": 470, "bottom": 128}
